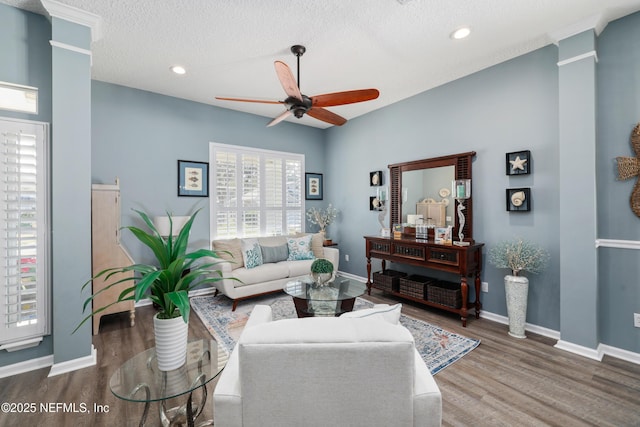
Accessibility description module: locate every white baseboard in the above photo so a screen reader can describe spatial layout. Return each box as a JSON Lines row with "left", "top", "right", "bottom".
{"left": 598, "top": 344, "right": 640, "bottom": 365}
{"left": 555, "top": 340, "right": 602, "bottom": 361}
{"left": 345, "top": 270, "right": 640, "bottom": 365}
{"left": 47, "top": 345, "right": 96, "bottom": 377}
{"left": 0, "top": 354, "right": 54, "bottom": 379}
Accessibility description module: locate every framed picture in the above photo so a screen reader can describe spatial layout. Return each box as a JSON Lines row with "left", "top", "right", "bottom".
{"left": 370, "top": 196, "right": 382, "bottom": 211}
{"left": 506, "top": 150, "right": 531, "bottom": 175}
{"left": 434, "top": 226, "right": 452, "bottom": 245}
{"left": 370, "top": 170, "right": 383, "bottom": 186}
{"left": 305, "top": 173, "right": 323, "bottom": 200}
{"left": 506, "top": 188, "right": 531, "bottom": 212}
{"left": 178, "top": 160, "right": 209, "bottom": 197}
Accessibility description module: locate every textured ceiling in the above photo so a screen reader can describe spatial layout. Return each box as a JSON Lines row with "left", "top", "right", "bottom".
{"left": 4, "top": 0, "right": 640, "bottom": 128}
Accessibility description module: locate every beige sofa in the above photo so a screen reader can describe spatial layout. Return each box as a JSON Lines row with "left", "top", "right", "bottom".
{"left": 210, "top": 233, "right": 339, "bottom": 310}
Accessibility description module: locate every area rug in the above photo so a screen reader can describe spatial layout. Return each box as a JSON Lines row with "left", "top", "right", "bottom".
{"left": 191, "top": 293, "right": 480, "bottom": 375}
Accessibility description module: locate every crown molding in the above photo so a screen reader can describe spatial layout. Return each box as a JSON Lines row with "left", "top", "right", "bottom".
{"left": 40, "top": 0, "right": 102, "bottom": 42}
{"left": 548, "top": 13, "right": 607, "bottom": 44}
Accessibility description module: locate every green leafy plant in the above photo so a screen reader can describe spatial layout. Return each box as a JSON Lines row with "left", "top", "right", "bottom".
{"left": 310, "top": 258, "right": 334, "bottom": 274}
{"left": 488, "top": 237, "right": 550, "bottom": 276}
{"left": 74, "top": 209, "right": 225, "bottom": 333}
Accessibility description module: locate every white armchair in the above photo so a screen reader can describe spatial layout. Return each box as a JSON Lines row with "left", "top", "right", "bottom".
{"left": 213, "top": 305, "right": 442, "bottom": 427}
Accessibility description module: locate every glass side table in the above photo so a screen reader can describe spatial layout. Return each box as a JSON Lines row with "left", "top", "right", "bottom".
{"left": 109, "top": 339, "right": 224, "bottom": 427}
{"left": 284, "top": 276, "right": 367, "bottom": 317}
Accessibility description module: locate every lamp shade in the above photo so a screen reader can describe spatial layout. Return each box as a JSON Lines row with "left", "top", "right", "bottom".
{"left": 153, "top": 216, "right": 190, "bottom": 237}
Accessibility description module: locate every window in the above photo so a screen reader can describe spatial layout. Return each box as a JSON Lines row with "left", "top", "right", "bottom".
{"left": 0, "top": 118, "right": 49, "bottom": 349}
{"left": 210, "top": 143, "right": 304, "bottom": 239}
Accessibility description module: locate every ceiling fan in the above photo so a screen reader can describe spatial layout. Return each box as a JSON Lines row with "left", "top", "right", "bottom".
{"left": 216, "top": 45, "right": 380, "bottom": 127}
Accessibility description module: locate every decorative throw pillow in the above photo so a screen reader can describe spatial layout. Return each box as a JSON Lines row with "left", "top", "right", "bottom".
{"left": 260, "top": 244, "right": 289, "bottom": 263}
{"left": 286, "top": 235, "right": 315, "bottom": 261}
{"left": 340, "top": 303, "right": 402, "bottom": 325}
{"left": 212, "top": 238, "right": 244, "bottom": 270}
{"left": 296, "top": 232, "right": 324, "bottom": 258}
{"left": 241, "top": 238, "right": 263, "bottom": 269}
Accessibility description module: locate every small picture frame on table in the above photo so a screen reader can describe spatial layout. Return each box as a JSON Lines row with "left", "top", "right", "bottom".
{"left": 506, "top": 150, "right": 531, "bottom": 175}
{"left": 506, "top": 188, "right": 531, "bottom": 212}
{"left": 434, "top": 226, "right": 452, "bottom": 245}
{"left": 178, "top": 160, "right": 209, "bottom": 197}
{"left": 305, "top": 173, "right": 323, "bottom": 200}
{"left": 370, "top": 171, "right": 383, "bottom": 186}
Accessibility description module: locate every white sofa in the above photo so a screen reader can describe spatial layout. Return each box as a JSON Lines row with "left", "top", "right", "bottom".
{"left": 210, "top": 234, "right": 339, "bottom": 311}
{"left": 213, "top": 305, "right": 443, "bottom": 427}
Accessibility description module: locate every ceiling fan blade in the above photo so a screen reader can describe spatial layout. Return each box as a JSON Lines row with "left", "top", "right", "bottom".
{"left": 274, "top": 61, "right": 302, "bottom": 101}
{"left": 215, "top": 96, "right": 283, "bottom": 105}
{"left": 307, "top": 107, "right": 347, "bottom": 126}
{"left": 267, "top": 110, "right": 293, "bottom": 127}
{"left": 312, "top": 89, "right": 379, "bottom": 107}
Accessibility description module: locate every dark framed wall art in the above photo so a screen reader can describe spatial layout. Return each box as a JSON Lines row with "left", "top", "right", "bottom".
{"left": 506, "top": 187, "right": 531, "bottom": 212}
{"left": 506, "top": 150, "right": 531, "bottom": 175}
{"left": 370, "top": 171, "right": 383, "bottom": 186}
{"left": 305, "top": 173, "right": 323, "bottom": 200}
{"left": 178, "top": 160, "right": 209, "bottom": 197}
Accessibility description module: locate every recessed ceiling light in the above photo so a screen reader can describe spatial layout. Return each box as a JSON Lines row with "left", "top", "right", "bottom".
{"left": 450, "top": 27, "right": 471, "bottom": 40}
{"left": 171, "top": 65, "right": 186, "bottom": 75}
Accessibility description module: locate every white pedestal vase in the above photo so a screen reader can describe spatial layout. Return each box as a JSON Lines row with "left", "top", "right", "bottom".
{"left": 153, "top": 314, "right": 189, "bottom": 371}
{"left": 504, "top": 275, "right": 529, "bottom": 339}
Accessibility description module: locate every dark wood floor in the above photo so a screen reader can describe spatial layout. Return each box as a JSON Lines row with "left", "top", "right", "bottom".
{"left": 1, "top": 290, "right": 640, "bottom": 427}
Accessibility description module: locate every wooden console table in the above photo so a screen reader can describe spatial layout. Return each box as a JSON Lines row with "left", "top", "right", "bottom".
{"left": 364, "top": 236, "right": 484, "bottom": 327}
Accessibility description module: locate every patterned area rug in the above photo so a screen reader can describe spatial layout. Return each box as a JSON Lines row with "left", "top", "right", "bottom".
{"left": 191, "top": 292, "right": 480, "bottom": 375}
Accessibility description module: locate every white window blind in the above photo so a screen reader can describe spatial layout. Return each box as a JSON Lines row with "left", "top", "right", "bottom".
{"left": 0, "top": 119, "right": 49, "bottom": 348}
{"left": 210, "top": 143, "right": 304, "bottom": 239}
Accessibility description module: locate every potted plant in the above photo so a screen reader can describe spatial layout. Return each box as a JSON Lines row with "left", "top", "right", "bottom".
{"left": 75, "top": 209, "right": 225, "bottom": 370}
{"left": 310, "top": 258, "right": 334, "bottom": 286}
{"left": 306, "top": 204, "right": 338, "bottom": 243}
{"left": 488, "top": 237, "right": 549, "bottom": 339}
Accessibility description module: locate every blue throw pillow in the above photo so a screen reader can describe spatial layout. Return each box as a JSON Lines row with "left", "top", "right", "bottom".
{"left": 241, "top": 239, "right": 263, "bottom": 269}
{"left": 286, "top": 235, "right": 315, "bottom": 261}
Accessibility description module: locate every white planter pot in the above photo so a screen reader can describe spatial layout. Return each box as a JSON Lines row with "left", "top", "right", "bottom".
{"left": 153, "top": 313, "right": 189, "bottom": 371}
{"left": 504, "top": 275, "right": 529, "bottom": 339}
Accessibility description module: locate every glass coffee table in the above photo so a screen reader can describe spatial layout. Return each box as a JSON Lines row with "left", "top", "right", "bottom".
{"left": 284, "top": 276, "right": 367, "bottom": 317}
{"left": 109, "top": 339, "right": 225, "bottom": 427}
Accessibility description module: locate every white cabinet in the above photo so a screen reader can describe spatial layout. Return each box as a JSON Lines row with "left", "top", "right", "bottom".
{"left": 91, "top": 180, "right": 135, "bottom": 335}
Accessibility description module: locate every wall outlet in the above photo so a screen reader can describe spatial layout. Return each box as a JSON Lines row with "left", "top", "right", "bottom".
{"left": 481, "top": 281, "right": 489, "bottom": 293}
{"left": 345, "top": 254, "right": 349, "bottom": 262}
{"left": 634, "top": 313, "right": 640, "bottom": 328}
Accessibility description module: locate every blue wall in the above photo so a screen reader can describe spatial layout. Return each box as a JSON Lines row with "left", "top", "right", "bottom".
{"left": 0, "top": 4, "right": 54, "bottom": 367}
{"left": 3, "top": 3, "right": 640, "bottom": 368}
{"left": 91, "top": 81, "right": 326, "bottom": 264}
{"left": 326, "top": 45, "right": 562, "bottom": 330}
{"left": 596, "top": 12, "right": 640, "bottom": 352}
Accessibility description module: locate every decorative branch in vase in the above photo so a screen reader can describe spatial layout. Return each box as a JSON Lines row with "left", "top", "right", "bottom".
{"left": 488, "top": 237, "right": 550, "bottom": 339}
{"left": 306, "top": 204, "right": 338, "bottom": 243}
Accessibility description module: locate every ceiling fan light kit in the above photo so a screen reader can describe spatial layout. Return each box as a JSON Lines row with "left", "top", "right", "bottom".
{"left": 216, "top": 44, "right": 380, "bottom": 127}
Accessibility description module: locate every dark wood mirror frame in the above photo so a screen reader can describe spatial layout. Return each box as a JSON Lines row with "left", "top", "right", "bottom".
{"left": 389, "top": 151, "right": 476, "bottom": 243}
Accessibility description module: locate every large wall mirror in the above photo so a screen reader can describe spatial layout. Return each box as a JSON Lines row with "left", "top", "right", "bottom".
{"left": 389, "top": 151, "right": 476, "bottom": 243}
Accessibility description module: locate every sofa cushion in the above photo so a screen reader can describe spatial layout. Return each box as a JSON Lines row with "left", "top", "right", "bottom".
{"left": 212, "top": 238, "right": 243, "bottom": 270}
{"left": 284, "top": 259, "right": 314, "bottom": 277}
{"left": 340, "top": 303, "right": 402, "bottom": 325}
{"left": 260, "top": 244, "right": 289, "bottom": 263}
{"left": 286, "top": 235, "right": 315, "bottom": 261}
{"left": 232, "top": 262, "right": 290, "bottom": 286}
{"left": 257, "top": 235, "right": 288, "bottom": 247}
{"left": 241, "top": 238, "right": 263, "bottom": 269}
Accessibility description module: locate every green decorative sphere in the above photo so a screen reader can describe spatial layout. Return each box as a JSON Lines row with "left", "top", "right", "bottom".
{"left": 311, "top": 258, "right": 334, "bottom": 274}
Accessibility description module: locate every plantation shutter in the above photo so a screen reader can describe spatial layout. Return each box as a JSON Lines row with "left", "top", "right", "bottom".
{"left": 210, "top": 143, "right": 304, "bottom": 239}
{"left": 0, "top": 119, "right": 49, "bottom": 348}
